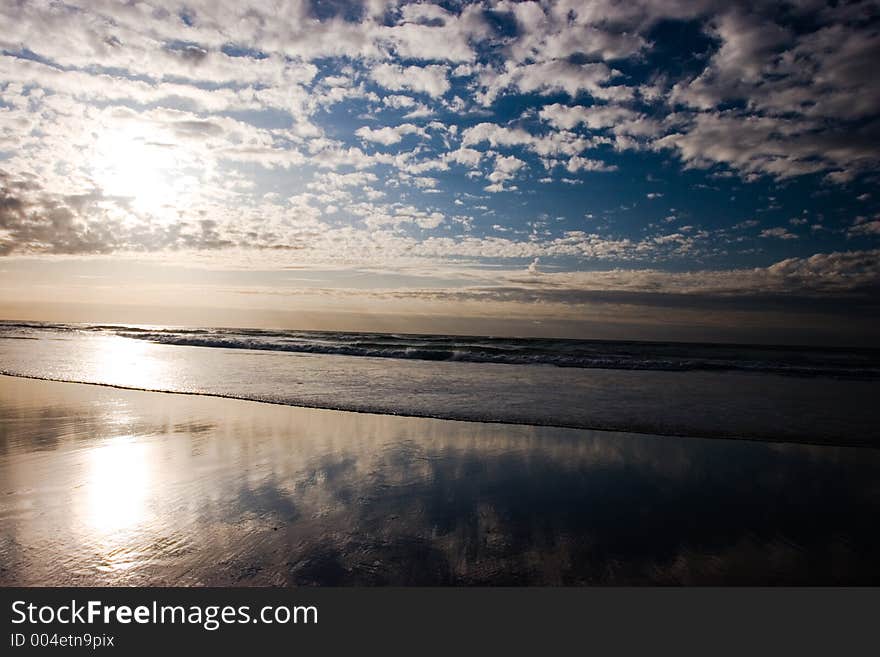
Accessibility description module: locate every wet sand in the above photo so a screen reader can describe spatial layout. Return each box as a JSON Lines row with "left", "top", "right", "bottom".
{"left": 2, "top": 374, "right": 880, "bottom": 585}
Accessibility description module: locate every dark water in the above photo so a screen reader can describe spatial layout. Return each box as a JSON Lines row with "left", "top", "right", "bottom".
{"left": 2, "top": 375, "right": 879, "bottom": 585}
{"left": 2, "top": 320, "right": 879, "bottom": 377}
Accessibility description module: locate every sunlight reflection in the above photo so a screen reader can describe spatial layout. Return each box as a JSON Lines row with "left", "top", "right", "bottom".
{"left": 83, "top": 437, "right": 151, "bottom": 535}
{"left": 88, "top": 335, "right": 168, "bottom": 390}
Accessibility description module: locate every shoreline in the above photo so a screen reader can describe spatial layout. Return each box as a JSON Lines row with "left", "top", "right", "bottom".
{"left": 0, "top": 371, "right": 876, "bottom": 450}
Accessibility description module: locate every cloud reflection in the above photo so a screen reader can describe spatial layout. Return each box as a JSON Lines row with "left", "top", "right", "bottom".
{"left": 1, "top": 374, "right": 879, "bottom": 585}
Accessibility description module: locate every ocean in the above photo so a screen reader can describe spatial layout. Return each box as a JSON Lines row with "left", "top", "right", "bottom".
{"left": 2, "top": 321, "right": 880, "bottom": 585}
{"left": 0, "top": 320, "right": 878, "bottom": 445}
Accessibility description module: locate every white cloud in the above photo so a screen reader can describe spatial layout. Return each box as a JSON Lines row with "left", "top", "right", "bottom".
{"left": 566, "top": 156, "right": 617, "bottom": 173}
{"left": 370, "top": 63, "right": 450, "bottom": 98}
{"left": 461, "top": 122, "right": 599, "bottom": 158}
{"left": 445, "top": 147, "right": 483, "bottom": 168}
{"left": 478, "top": 60, "right": 630, "bottom": 105}
{"left": 484, "top": 154, "right": 527, "bottom": 190}
{"left": 539, "top": 103, "right": 638, "bottom": 130}
{"left": 355, "top": 123, "right": 426, "bottom": 146}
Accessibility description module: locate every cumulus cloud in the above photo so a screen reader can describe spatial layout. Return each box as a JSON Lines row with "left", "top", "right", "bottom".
{"left": 355, "top": 123, "right": 426, "bottom": 146}
{"left": 566, "top": 156, "right": 617, "bottom": 174}
{"left": 848, "top": 217, "right": 880, "bottom": 237}
{"left": 461, "top": 122, "right": 598, "bottom": 159}
{"left": 370, "top": 63, "right": 450, "bottom": 98}
{"left": 539, "top": 103, "right": 639, "bottom": 130}
{"left": 760, "top": 227, "right": 798, "bottom": 240}
{"left": 655, "top": 111, "right": 880, "bottom": 180}
{"left": 478, "top": 60, "right": 629, "bottom": 105}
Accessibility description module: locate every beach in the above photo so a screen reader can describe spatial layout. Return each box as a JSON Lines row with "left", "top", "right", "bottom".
{"left": 3, "top": 373, "right": 880, "bottom": 586}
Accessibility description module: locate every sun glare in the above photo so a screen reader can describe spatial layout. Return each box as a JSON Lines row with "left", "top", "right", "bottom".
{"left": 90, "top": 123, "right": 182, "bottom": 218}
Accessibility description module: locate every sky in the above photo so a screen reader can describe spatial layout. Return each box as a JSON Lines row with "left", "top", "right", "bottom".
{"left": 0, "top": 0, "right": 878, "bottom": 343}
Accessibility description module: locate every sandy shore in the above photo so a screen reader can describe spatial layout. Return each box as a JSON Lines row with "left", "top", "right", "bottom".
{"left": 2, "top": 374, "right": 880, "bottom": 585}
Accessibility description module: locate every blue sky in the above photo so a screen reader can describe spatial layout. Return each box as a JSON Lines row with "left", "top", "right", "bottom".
{"left": 0, "top": 1, "right": 878, "bottom": 341}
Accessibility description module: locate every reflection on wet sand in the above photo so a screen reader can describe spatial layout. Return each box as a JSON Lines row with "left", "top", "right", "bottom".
{"left": 1, "top": 374, "right": 879, "bottom": 585}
